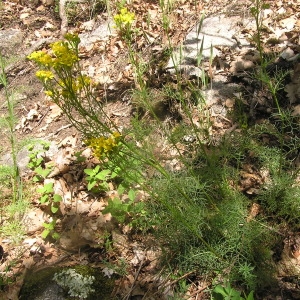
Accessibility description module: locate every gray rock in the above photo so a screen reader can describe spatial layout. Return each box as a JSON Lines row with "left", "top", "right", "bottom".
{"left": 33, "top": 282, "right": 65, "bottom": 300}
{"left": 167, "top": 64, "right": 203, "bottom": 78}
{"left": 184, "top": 15, "right": 252, "bottom": 59}
{"left": 167, "top": 15, "right": 254, "bottom": 69}
{"left": 79, "top": 20, "right": 115, "bottom": 49}
{"left": 22, "top": 207, "right": 45, "bottom": 234}
{"left": 0, "top": 29, "right": 23, "bottom": 57}
{"left": 0, "top": 148, "right": 30, "bottom": 175}
{"left": 0, "top": 141, "right": 58, "bottom": 176}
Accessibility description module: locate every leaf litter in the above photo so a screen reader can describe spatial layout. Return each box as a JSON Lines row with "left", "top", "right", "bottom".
{"left": 0, "top": 0, "right": 300, "bottom": 299}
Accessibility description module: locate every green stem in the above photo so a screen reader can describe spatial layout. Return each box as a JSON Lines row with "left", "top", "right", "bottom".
{"left": 0, "top": 54, "right": 21, "bottom": 203}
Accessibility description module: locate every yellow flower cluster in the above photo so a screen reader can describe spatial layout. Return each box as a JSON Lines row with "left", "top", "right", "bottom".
{"left": 58, "top": 75, "right": 91, "bottom": 98}
{"left": 28, "top": 51, "right": 53, "bottom": 67}
{"left": 51, "top": 41, "right": 78, "bottom": 67}
{"left": 36, "top": 70, "right": 54, "bottom": 82}
{"left": 114, "top": 7, "right": 135, "bottom": 30}
{"left": 77, "top": 75, "right": 91, "bottom": 89}
{"left": 27, "top": 34, "right": 94, "bottom": 101}
{"left": 86, "top": 132, "right": 121, "bottom": 158}
{"left": 27, "top": 34, "right": 79, "bottom": 71}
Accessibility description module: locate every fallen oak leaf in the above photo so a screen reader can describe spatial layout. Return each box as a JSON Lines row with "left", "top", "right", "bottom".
{"left": 45, "top": 103, "right": 63, "bottom": 124}
{"left": 280, "top": 16, "right": 297, "bottom": 30}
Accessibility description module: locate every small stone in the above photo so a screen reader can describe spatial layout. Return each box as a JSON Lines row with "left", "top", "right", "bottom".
{"left": 225, "top": 98, "right": 235, "bottom": 108}
{"left": 22, "top": 208, "right": 45, "bottom": 234}
{"left": 280, "top": 47, "right": 294, "bottom": 60}
{"left": 41, "top": 0, "right": 54, "bottom": 6}
{"left": 23, "top": 238, "right": 37, "bottom": 247}
{"left": 182, "top": 135, "right": 196, "bottom": 143}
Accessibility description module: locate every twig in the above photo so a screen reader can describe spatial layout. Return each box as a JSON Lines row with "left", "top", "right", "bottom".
{"left": 59, "top": 0, "right": 68, "bottom": 36}
{"left": 150, "top": 270, "right": 196, "bottom": 298}
{"left": 44, "top": 123, "right": 72, "bottom": 139}
{"left": 163, "top": 270, "right": 196, "bottom": 289}
{"left": 123, "top": 256, "right": 145, "bottom": 300}
{"left": 225, "top": 123, "right": 238, "bottom": 135}
{"left": 33, "top": 107, "right": 51, "bottom": 129}
{"left": 188, "top": 284, "right": 210, "bottom": 298}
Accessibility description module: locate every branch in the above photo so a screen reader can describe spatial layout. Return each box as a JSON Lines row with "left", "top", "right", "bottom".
{"left": 59, "top": 0, "right": 68, "bottom": 36}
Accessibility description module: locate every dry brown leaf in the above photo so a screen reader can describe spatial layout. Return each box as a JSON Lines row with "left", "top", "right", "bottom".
{"left": 58, "top": 135, "right": 77, "bottom": 148}
{"left": 45, "top": 103, "right": 63, "bottom": 124}
{"left": 80, "top": 19, "right": 95, "bottom": 31}
{"left": 247, "top": 203, "right": 261, "bottom": 222}
{"left": 19, "top": 12, "right": 29, "bottom": 19}
{"left": 280, "top": 16, "right": 297, "bottom": 30}
{"left": 291, "top": 104, "right": 300, "bottom": 116}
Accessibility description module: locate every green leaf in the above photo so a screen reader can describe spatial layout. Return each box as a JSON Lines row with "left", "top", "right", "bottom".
{"left": 27, "top": 162, "right": 34, "bottom": 168}
{"left": 102, "top": 197, "right": 121, "bottom": 214}
{"left": 35, "top": 166, "right": 51, "bottom": 178}
{"left": 42, "top": 222, "right": 52, "bottom": 229}
{"left": 43, "top": 221, "right": 56, "bottom": 229}
{"left": 102, "top": 197, "right": 128, "bottom": 223}
{"left": 28, "top": 156, "right": 43, "bottom": 169}
{"left": 250, "top": 7, "right": 257, "bottom": 15}
{"left": 214, "top": 285, "right": 228, "bottom": 297}
{"left": 40, "top": 194, "right": 49, "bottom": 204}
{"left": 111, "top": 171, "right": 118, "bottom": 178}
{"left": 84, "top": 168, "right": 94, "bottom": 176}
{"left": 51, "top": 232, "right": 60, "bottom": 240}
{"left": 262, "top": 3, "right": 270, "bottom": 9}
{"left": 35, "top": 157, "right": 43, "bottom": 166}
{"left": 37, "top": 182, "right": 54, "bottom": 194}
{"left": 128, "top": 189, "right": 136, "bottom": 202}
{"left": 33, "top": 175, "right": 42, "bottom": 182}
{"left": 74, "top": 151, "right": 86, "bottom": 163}
{"left": 53, "top": 194, "right": 62, "bottom": 202}
{"left": 41, "top": 229, "right": 50, "bottom": 239}
{"left": 98, "top": 182, "right": 109, "bottom": 191}
{"left": 96, "top": 169, "right": 111, "bottom": 181}
{"left": 87, "top": 180, "right": 97, "bottom": 191}
{"left": 245, "top": 291, "right": 254, "bottom": 300}
{"left": 117, "top": 184, "right": 126, "bottom": 196}
{"left": 51, "top": 205, "right": 59, "bottom": 214}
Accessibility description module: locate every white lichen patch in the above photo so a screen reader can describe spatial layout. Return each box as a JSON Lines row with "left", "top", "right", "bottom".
{"left": 53, "top": 268, "right": 95, "bottom": 299}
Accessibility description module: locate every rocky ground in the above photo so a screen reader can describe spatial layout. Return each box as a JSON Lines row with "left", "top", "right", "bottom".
{"left": 0, "top": 0, "right": 300, "bottom": 299}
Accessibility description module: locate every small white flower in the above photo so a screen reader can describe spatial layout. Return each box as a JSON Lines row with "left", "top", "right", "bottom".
{"left": 102, "top": 267, "right": 114, "bottom": 278}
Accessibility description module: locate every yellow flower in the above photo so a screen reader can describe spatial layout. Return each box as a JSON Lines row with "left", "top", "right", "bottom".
{"left": 51, "top": 41, "right": 68, "bottom": 56}
{"left": 36, "top": 70, "right": 54, "bottom": 82}
{"left": 114, "top": 7, "right": 135, "bottom": 29}
{"left": 77, "top": 75, "right": 91, "bottom": 90}
{"left": 28, "top": 51, "right": 53, "bottom": 66}
{"left": 64, "top": 33, "right": 80, "bottom": 45}
{"left": 86, "top": 133, "right": 121, "bottom": 158}
{"left": 51, "top": 42, "right": 78, "bottom": 67}
{"left": 113, "top": 131, "right": 121, "bottom": 138}
{"left": 45, "top": 90, "right": 53, "bottom": 97}
{"left": 27, "top": 51, "right": 43, "bottom": 61}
